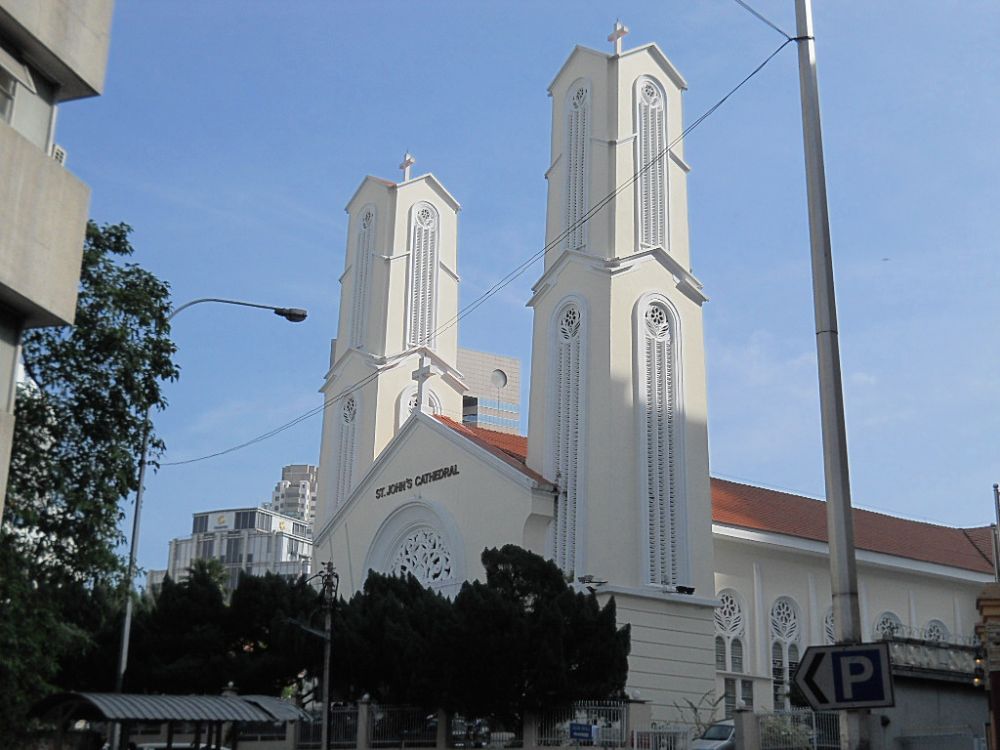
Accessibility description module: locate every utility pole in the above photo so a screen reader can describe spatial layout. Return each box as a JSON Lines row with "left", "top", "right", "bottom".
{"left": 793, "top": 1, "right": 867, "bottom": 747}
{"left": 319, "top": 561, "right": 339, "bottom": 750}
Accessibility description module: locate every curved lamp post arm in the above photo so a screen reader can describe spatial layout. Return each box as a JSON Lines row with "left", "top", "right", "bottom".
{"left": 112, "top": 295, "right": 308, "bottom": 749}
{"left": 168, "top": 297, "right": 308, "bottom": 323}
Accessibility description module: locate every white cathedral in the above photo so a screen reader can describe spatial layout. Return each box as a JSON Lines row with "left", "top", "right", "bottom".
{"left": 312, "top": 28, "right": 991, "bottom": 727}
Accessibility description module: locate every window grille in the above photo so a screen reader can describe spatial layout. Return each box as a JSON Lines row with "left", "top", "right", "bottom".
{"left": 390, "top": 527, "right": 454, "bottom": 586}
{"left": 770, "top": 597, "right": 801, "bottom": 710}
{"left": 407, "top": 202, "right": 439, "bottom": 347}
{"left": 565, "top": 82, "right": 590, "bottom": 251}
{"left": 873, "top": 611, "right": 902, "bottom": 640}
{"left": 639, "top": 301, "right": 678, "bottom": 584}
{"left": 551, "top": 303, "right": 584, "bottom": 575}
{"left": 335, "top": 397, "right": 358, "bottom": 509}
{"left": 636, "top": 77, "right": 668, "bottom": 249}
{"left": 351, "top": 205, "right": 376, "bottom": 348}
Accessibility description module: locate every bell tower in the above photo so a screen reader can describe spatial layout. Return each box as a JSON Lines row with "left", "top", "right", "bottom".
{"left": 524, "top": 24, "right": 717, "bottom": 714}
{"left": 313, "top": 156, "right": 466, "bottom": 543}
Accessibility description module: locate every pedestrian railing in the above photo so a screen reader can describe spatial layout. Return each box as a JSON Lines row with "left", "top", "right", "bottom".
{"left": 631, "top": 728, "right": 691, "bottom": 750}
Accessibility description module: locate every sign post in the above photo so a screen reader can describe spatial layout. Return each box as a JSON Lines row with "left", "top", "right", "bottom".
{"left": 793, "top": 643, "right": 894, "bottom": 711}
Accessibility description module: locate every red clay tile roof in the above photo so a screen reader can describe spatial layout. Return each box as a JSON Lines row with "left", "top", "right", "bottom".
{"left": 712, "top": 478, "right": 995, "bottom": 575}
{"left": 434, "top": 424, "right": 994, "bottom": 575}
{"left": 434, "top": 417, "right": 548, "bottom": 486}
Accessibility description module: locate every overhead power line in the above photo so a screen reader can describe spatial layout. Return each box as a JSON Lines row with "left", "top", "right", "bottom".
{"left": 161, "top": 38, "right": 793, "bottom": 469}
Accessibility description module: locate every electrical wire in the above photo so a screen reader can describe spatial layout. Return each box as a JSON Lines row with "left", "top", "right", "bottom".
{"left": 160, "top": 38, "right": 793, "bottom": 469}
{"left": 731, "top": 0, "right": 792, "bottom": 40}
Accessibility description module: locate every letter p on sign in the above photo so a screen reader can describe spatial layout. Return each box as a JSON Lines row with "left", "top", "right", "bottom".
{"left": 839, "top": 656, "right": 874, "bottom": 700}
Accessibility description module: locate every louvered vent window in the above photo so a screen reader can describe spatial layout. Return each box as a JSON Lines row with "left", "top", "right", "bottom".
{"left": 640, "top": 301, "right": 678, "bottom": 584}
{"left": 335, "top": 397, "right": 357, "bottom": 509}
{"left": 636, "top": 77, "right": 668, "bottom": 249}
{"left": 565, "top": 82, "right": 590, "bottom": 252}
{"left": 350, "top": 206, "right": 376, "bottom": 348}
{"left": 407, "top": 202, "right": 439, "bottom": 348}
{"left": 551, "top": 303, "right": 584, "bottom": 575}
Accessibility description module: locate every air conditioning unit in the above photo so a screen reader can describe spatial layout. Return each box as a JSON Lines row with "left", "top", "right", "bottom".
{"left": 51, "top": 144, "right": 67, "bottom": 165}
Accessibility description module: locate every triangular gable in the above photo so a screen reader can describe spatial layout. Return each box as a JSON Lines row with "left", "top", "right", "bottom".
{"left": 344, "top": 174, "right": 395, "bottom": 212}
{"left": 547, "top": 44, "right": 608, "bottom": 93}
{"left": 314, "top": 412, "right": 547, "bottom": 543}
{"left": 396, "top": 173, "right": 462, "bottom": 212}
{"left": 547, "top": 42, "right": 687, "bottom": 94}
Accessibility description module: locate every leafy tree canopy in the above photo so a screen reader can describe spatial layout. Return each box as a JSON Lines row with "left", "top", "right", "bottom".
{"left": 0, "top": 221, "right": 178, "bottom": 742}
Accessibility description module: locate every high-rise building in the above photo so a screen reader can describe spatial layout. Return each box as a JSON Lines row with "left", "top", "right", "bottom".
{"left": 0, "top": 1, "right": 115, "bottom": 513}
{"left": 269, "top": 463, "right": 318, "bottom": 524}
{"left": 457, "top": 348, "right": 520, "bottom": 434}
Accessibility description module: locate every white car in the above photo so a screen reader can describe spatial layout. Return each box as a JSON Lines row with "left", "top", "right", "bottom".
{"left": 691, "top": 719, "right": 735, "bottom": 750}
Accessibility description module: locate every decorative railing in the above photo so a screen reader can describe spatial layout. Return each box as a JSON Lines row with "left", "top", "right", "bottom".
{"left": 630, "top": 728, "right": 691, "bottom": 750}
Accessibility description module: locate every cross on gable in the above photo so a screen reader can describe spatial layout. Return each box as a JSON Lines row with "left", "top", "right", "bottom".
{"left": 399, "top": 152, "right": 416, "bottom": 182}
{"left": 608, "top": 20, "right": 629, "bottom": 56}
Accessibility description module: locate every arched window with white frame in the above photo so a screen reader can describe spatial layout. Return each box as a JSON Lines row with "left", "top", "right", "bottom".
{"left": 636, "top": 297, "right": 681, "bottom": 585}
{"left": 564, "top": 80, "right": 590, "bottom": 252}
{"left": 925, "top": 619, "right": 949, "bottom": 643}
{"left": 407, "top": 202, "right": 439, "bottom": 348}
{"left": 770, "top": 597, "right": 801, "bottom": 710}
{"left": 635, "top": 76, "right": 668, "bottom": 250}
{"left": 715, "top": 589, "right": 753, "bottom": 717}
{"left": 351, "top": 204, "right": 376, "bottom": 348}
{"left": 549, "top": 301, "right": 585, "bottom": 575}
{"left": 334, "top": 396, "right": 358, "bottom": 509}
{"left": 397, "top": 386, "right": 442, "bottom": 429}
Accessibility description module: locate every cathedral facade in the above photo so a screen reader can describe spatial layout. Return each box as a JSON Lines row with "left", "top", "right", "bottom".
{"left": 313, "top": 30, "right": 991, "bottom": 727}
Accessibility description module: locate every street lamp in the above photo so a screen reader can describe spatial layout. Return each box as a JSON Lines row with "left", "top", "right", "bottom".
{"left": 112, "top": 297, "right": 307, "bottom": 744}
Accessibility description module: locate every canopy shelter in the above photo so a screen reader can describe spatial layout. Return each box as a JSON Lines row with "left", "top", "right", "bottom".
{"left": 31, "top": 692, "right": 310, "bottom": 749}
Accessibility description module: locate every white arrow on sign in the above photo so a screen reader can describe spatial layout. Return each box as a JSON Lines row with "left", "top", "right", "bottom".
{"left": 793, "top": 642, "right": 894, "bottom": 711}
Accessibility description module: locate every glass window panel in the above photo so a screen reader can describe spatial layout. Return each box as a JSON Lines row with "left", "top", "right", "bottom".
{"left": 715, "top": 636, "right": 726, "bottom": 670}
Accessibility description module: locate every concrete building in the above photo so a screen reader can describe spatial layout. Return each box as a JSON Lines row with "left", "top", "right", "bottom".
{"left": 309, "top": 23, "right": 989, "bottom": 744}
{"left": 148, "top": 505, "right": 313, "bottom": 595}
{"left": 268, "top": 463, "right": 318, "bottom": 524}
{"left": 0, "top": 1, "right": 115, "bottom": 514}
{"left": 456, "top": 347, "right": 521, "bottom": 434}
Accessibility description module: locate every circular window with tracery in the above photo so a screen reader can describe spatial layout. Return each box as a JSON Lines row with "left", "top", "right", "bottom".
{"left": 874, "top": 612, "right": 902, "bottom": 640}
{"left": 559, "top": 305, "right": 581, "bottom": 340}
{"left": 925, "top": 619, "right": 949, "bottom": 643}
{"left": 644, "top": 303, "right": 670, "bottom": 340}
{"left": 415, "top": 204, "right": 436, "bottom": 228}
{"left": 342, "top": 397, "right": 357, "bottom": 424}
{"left": 390, "top": 528, "right": 454, "bottom": 585}
{"left": 640, "top": 81, "right": 661, "bottom": 107}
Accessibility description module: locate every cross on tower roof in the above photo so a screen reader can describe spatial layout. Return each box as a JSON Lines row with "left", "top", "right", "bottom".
{"left": 399, "top": 152, "right": 416, "bottom": 182}
{"left": 608, "top": 20, "right": 629, "bottom": 56}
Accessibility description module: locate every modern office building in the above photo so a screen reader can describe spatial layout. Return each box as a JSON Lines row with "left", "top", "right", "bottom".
{"left": 0, "top": 1, "right": 115, "bottom": 514}
{"left": 268, "top": 463, "right": 318, "bottom": 524}
{"left": 148, "top": 505, "right": 313, "bottom": 595}
{"left": 456, "top": 347, "right": 520, "bottom": 434}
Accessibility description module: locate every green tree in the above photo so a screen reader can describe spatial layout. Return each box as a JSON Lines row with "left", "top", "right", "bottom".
{"left": 0, "top": 221, "right": 177, "bottom": 740}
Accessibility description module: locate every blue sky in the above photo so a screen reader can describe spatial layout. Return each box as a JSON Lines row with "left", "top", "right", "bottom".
{"left": 56, "top": 2, "right": 1000, "bottom": 574}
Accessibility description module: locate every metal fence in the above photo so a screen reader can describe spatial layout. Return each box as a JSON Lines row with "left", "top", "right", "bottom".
{"left": 757, "top": 709, "right": 840, "bottom": 750}
{"left": 447, "top": 714, "right": 522, "bottom": 748}
{"left": 369, "top": 704, "right": 438, "bottom": 748}
{"left": 631, "top": 728, "right": 691, "bottom": 750}
{"left": 537, "top": 701, "right": 630, "bottom": 747}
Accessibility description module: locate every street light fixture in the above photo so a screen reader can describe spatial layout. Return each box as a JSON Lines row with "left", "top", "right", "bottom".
{"left": 111, "top": 296, "right": 307, "bottom": 749}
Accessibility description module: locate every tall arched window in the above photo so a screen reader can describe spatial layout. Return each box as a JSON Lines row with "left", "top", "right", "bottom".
{"left": 637, "top": 299, "right": 679, "bottom": 584}
{"left": 351, "top": 205, "right": 376, "bottom": 348}
{"left": 550, "top": 302, "right": 584, "bottom": 575}
{"left": 635, "top": 76, "right": 668, "bottom": 249}
{"left": 715, "top": 590, "right": 753, "bottom": 717}
{"left": 565, "top": 81, "right": 590, "bottom": 252}
{"left": 334, "top": 396, "right": 358, "bottom": 509}
{"left": 770, "top": 597, "right": 801, "bottom": 710}
{"left": 407, "top": 202, "right": 439, "bottom": 348}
